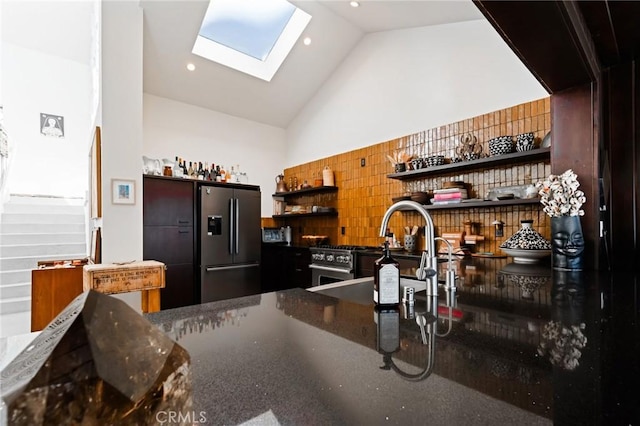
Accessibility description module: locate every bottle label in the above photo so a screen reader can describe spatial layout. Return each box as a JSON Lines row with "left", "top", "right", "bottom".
{"left": 378, "top": 264, "right": 399, "bottom": 304}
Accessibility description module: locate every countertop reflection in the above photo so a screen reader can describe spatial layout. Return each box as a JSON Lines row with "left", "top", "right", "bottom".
{"left": 146, "top": 266, "right": 638, "bottom": 425}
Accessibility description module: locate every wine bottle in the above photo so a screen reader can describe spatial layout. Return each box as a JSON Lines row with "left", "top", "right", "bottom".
{"left": 197, "top": 162, "right": 204, "bottom": 180}
{"left": 374, "top": 241, "right": 400, "bottom": 306}
{"left": 203, "top": 162, "right": 210, "bottom": 181}
{"left": 187, "top": 162, "right": 194, "bottom": 177}
{"left": 220, "top": 165, "right": 227, "bottom": 183}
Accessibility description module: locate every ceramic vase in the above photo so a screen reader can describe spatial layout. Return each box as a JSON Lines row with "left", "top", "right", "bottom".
{"left": 551, "top": 216, "right": 585, "bottom": 270}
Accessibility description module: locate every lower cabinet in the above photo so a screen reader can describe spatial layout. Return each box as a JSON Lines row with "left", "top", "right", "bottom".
{"left": 261, "top": 244, "right": 311, "bottom": 292}
{"left": 285, "top": 246, "right": 312, "bottom": 289}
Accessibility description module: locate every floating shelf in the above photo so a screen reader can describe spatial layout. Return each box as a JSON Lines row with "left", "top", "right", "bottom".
{"left": 387, "top": 148, "right": 550, "bottom": 181}
{"left": 272, "top": 186, "right": 338, "bottom": 198}
{"left": 398, "top": 198, "right": 541, "bottom": 211}
{"left": 272, "top": 211, "right": 338, "bottom": 219}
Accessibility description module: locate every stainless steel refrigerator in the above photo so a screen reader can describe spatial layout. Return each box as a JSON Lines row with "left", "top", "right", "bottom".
{"left": 199, "top": 184, "right": 261, "bottom": 303}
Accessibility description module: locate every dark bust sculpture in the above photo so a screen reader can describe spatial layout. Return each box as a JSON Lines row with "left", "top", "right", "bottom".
{"left": 551, "top": 217, "right": 585, "bottom": 270}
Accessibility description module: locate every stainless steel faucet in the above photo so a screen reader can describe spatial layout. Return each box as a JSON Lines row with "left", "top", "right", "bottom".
{"left": 379, "top": 200, "right": 439, "bottom": 295}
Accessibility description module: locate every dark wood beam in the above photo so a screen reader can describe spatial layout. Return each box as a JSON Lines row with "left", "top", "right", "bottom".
{"left": 579, "top": 0, "right": 640, "bottom": 67}
{"left": 473, "top": 0, "right": 595, "bottom": 93}
{"left": 551, "top": 84, "right": 599, "bottom": 269}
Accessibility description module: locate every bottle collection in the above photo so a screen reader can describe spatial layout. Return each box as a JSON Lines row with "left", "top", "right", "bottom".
{"left": 173, "top": 157, "right": 245, "bottom": 183}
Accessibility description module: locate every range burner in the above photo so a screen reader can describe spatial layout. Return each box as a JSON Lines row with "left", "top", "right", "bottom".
{"left": 309, "top": 245, "right": 376, "bottom": 286}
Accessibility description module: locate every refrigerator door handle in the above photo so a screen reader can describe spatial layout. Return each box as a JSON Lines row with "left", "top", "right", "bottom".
{"left": 235, "top": 198, "right": 240, "bottom": 254}
{"left": 229, "top": 198, "right": 235, "bottom": 254}
{"left": 206, "top": 264, "right": 259, "bottom": 272}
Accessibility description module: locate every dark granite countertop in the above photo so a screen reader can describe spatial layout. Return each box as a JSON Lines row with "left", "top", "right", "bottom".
{"left": 145, "top": 265, "right": 639, "bottom": 425}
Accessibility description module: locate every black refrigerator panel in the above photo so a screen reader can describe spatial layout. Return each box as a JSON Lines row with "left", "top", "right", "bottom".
{"left": 233, "top": 187, "right": 261, "bottom": 265}
{"left": 201, "top": 264, "right": 261, "bottom": 303}
{"left": 199, "top": 185, "right": 235, "bottom": 267}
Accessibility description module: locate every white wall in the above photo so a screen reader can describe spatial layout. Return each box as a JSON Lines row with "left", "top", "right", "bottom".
{"left": 143, "top": 94, "right": 287, "bottom": 216}
{"left": 100, "top": 1, "right": 143, "bottom": 310}
{"left": 0, "top": 7, "right": 91, "bottom": 197}
{"left": 286, "top": 19, "right": 549, "bottom": 166}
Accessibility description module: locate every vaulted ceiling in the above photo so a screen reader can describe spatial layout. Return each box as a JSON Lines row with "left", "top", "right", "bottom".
{"left": 140, "top": 0, "right": 484, "bottom": 128}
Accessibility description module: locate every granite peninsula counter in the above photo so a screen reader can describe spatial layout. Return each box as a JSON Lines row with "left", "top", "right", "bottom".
{"left": 145, "top": 264, "right": 639, "bottom": 425}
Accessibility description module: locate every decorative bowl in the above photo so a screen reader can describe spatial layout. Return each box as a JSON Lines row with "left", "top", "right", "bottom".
{"left": 425, "top": 155, "right": 445, "bottom": 167}
{"left": 500, "top": 248, "right": 551, "bottom": 264}
{"left": 515, "top": 133, "right": 535, "bottom": 152}
{"left": 411, "top": 158, "right": 424, "bottom": 170}
{"left": 516, "top": 132, "right": 535, "bottom": 142}
{"left": 489, "top": 136, "right": 514, "bottom": 156}
{"left": 500, "top": 219, "right": 552, "bottom": 250}
{"left": 302, "top": 235, "right": 329, "bottom": 246}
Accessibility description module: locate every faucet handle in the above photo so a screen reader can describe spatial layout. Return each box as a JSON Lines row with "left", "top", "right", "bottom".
{"left": 416, "top": 267, "right": 436, "bottom": 280}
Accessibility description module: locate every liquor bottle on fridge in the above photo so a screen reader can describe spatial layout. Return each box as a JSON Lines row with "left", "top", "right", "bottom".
{"left": 199, "top": 184, "right": 261, "bottom": 303}
{"left": 197, "top": 162, "right": 205, "bottom": 180}
{"left": 374, "top": 241, "right": 400, "bottom": 306}
{"left": 191, "top": 161, "right": 199, "bottom": 178}
{"left": 220, "top": 165, "right": 227, "bottom": 183}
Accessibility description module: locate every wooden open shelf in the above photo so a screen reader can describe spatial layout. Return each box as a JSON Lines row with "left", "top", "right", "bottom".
{"left": 272, "top": 211, "right": 338, "bottom": 219}
{"left": 398, "top": 197, "right": 541, "bottom": 211}
{"left": 387, "top": 148, "right": 550, "bottom": 181}
{"left": 272, "top": 186, "right": 338, "bottom": 198}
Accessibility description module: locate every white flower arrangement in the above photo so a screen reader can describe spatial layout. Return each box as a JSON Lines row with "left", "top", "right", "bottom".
{"left": 537, "top": 320, "right": 587, "bottom": 370}
{"left": 536, "top": 169, "right": 586, "bottom": 217}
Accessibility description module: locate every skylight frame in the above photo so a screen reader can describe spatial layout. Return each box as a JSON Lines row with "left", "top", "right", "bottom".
{"left": 192, "top": 0, "right": 312, "bottom": 82}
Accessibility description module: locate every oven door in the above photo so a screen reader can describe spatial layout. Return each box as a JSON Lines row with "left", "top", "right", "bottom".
{"left": 309, "top": 264, "right": 354, "bottom": 286}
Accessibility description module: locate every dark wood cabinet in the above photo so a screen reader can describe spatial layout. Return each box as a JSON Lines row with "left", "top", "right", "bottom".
{"left": 143, "top": 176, "right": 196, "bottom": 310}
{"left": 261, "top": 244, "right": 311, "bottom": 292}
{"left": 285, "top": 247, "right": 311, "bottom": 289}
{"left": 143, "top": 177, "right": 195, "bottom": 226}
{"left": 260, "top": 243, "right": 284, "bottom": 293}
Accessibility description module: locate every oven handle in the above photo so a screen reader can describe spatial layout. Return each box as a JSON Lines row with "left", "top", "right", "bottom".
{"left": 308, "top": 264, "right": 353, "bottom": 274}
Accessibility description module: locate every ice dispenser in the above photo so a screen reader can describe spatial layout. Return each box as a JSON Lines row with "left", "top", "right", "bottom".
{"left": 208, "top": 215, "right": 222, "bottom": 236}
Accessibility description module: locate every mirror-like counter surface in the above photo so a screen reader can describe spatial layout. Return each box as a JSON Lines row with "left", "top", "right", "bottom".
{"left": 146, "top": 266, "right": 639, "bottom": 425}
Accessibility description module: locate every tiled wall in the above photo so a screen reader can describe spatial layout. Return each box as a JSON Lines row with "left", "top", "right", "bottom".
{"left": 263, "top": 97, "right": 551, "bottom": 253}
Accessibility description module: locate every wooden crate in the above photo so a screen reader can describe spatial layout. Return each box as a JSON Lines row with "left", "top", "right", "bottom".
{"left": 83, "top": 260, "right": 166, "bottom": 313}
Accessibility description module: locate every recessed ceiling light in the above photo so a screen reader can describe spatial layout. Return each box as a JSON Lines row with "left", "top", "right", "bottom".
{"left": 186, "top": 63, "right": 196, "bottom": 71}
{"left": 303, "top": 37, "right": 311, "bottom": 46}
{"left": 350, "top": 1, "right": 360, "bottom": 7}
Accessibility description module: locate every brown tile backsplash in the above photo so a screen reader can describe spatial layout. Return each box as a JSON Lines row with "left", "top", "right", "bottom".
{"left": 263, "top": 97, "right": 551, "bottom": 253}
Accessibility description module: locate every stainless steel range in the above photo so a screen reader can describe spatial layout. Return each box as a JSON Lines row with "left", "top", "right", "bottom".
{"left": 309, "top": 245, "right": 364, "bottom": 286}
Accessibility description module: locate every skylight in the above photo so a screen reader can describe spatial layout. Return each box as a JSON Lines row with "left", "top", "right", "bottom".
{"left": 193, "top": 0, "right": 311, "bottom": 82}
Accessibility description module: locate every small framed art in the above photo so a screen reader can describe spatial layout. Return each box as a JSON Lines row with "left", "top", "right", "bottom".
{"left": 111, "top": 179, "right": 135, "bottom": 205}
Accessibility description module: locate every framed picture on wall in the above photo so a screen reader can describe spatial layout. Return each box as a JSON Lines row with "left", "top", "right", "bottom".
{"left": 111, "top": 179, "right": 135, "bottom": 205}
{"left": 40, "top": 113, "right": 64, "bottom": 138}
